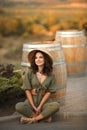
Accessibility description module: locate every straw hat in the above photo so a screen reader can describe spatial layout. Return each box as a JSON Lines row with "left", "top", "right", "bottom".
{"left": 28, "top": 48, "right": 53, "bottom": 63}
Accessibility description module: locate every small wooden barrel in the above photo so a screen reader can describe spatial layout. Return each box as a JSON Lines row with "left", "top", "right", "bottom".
{"left": 21, "top": 41, "right": 67, "bottom": 104}
{"left": 55, "top": 30, "right": 87, "bottom": 77}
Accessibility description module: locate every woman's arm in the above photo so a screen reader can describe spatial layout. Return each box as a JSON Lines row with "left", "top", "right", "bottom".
{"left": 25, "top": 90, "right": 37, "bottom": 111}
{"left": 36, "top": 92, "right": 51, "bottom": 113}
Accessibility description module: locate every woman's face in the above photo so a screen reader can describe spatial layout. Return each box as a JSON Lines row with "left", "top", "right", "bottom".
{"left": 35, "top": 52, "right": 45, "bottom": 67}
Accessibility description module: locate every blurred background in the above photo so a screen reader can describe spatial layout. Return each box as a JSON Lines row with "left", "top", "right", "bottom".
{"left": 0, "top": 0, "right": 87, "bottom": 65}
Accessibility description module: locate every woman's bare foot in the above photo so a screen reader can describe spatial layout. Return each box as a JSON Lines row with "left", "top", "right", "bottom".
{"left": 20, "top": 116, "right": 37, "bottom": 124}
{"left": 20, "top": 116, "right": 29, "bottom": 124}
{"left": 31, "top": 112, "right": 38, "bottom": 118}
{"left": 44, "top": 116, "right": 52, "bottom": 123}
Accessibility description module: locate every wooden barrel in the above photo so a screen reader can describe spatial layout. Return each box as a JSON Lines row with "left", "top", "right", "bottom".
{"left": 55, "top": 30, "right": 87, "bottom": 77}
{"left": 21, "top": 41, "right": 67, "bottom": 104}
{"left": 83, "top": 26, "right": 87, "bottom": 70}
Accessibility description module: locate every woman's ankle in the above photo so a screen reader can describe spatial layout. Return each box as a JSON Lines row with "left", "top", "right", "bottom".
{"left": 31, "top": 112, "right": 37, "bottom": 118}
{"left": 44, "top": 116, "right": 52, "bottom": 122}
{"left": 33, "top": 114, "right": 43, "bottom": 122}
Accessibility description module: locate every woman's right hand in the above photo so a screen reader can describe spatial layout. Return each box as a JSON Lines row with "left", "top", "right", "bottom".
{"left": 32, "top": 105, "right": 37, "bottom": 112}
{"left": 35, "top": 106, "right": 42, "bottom": 114}
{"left": 33, "top": 105, "right": 41, "bottom": 115}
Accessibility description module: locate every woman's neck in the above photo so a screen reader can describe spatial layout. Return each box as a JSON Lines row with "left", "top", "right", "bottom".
{"left": 38, "top": 66, "right": 43, "bottom": 74}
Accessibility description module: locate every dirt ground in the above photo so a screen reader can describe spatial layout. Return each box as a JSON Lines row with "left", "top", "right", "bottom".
{"left": 0, "top": 102, "right": 15, "bottom": 117}
{"left": 0, "top": 97, "right": 25, "bottom": 117}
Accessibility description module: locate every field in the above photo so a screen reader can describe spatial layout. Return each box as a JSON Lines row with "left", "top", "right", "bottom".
{"left": 0, "top": 2, "right": 87, "bottom": 65}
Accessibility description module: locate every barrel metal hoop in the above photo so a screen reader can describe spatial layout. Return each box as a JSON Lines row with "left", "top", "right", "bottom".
{"left": 68, "top": 71, "right": 86, "bottom": 77}
{"left": 62, "top": 43, "right": 87, "bottom": 48}
{"left": 56, "top": 84, "right": 67, "bottom": 89}
{"left": 67, "top": 62, "right": 87, "bottom": 66}
{"left": 56, "top": 30, "right": 85, "bottom": 37}
{"left": 56, "top": 34, "right": 84, "bottom": 37}
{"left": 23, "top": 47, "right": 62, "bottom": 52}
{"left": 21, "top": 62, "right": 30, "bottom": 67}
{"left": 21, "top": 61, "right": 66, "bottom": 67}
{"left": 23, "top": 43, "right": 61, "bottom": 49}
{"left": 53, "top": 61, "right": 66, "bottom": 66}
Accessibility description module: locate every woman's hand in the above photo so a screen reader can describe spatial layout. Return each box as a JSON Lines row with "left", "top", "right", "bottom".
{"left": 33, "top": 106, "right": 37, "bottom": 111}
{"left": 32, "top": 105, "right": 41, "bottom": 115}
{"left": 36, "top": 106, "right": 42, "bottom": 114}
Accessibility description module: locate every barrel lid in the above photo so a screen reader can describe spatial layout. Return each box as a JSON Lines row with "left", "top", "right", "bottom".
{"left": 23, "top": 41, "right": 61, "bottom": 49}
{"left": 56, "top": 30, "right": 85, "bottom": 37}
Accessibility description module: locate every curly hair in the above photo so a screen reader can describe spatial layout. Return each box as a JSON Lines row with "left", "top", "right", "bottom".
{"left": 28, "top": 50, "right": 53, "bottom": 76}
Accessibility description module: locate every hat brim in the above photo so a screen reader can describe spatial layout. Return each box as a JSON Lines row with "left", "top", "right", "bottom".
{"left": 28, "top": 49, "right": 52, "bottom": 63}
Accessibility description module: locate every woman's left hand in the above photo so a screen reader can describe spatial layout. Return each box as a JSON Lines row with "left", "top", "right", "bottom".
{"left": 36, "top": 106, "right": 42, "bottom": 114}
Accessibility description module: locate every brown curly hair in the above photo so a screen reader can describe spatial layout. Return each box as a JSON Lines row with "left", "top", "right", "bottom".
{"left": 28, "top": 50, "right": 53, "bottom": 76}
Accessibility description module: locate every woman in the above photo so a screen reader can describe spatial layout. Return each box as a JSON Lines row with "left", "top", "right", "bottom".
{"left": 15, "top": 49, "right": 60, "bottom": 124}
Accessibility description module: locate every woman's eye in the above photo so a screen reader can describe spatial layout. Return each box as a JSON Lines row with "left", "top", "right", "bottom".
{"left": 35, "top": 56, "right": 43, "bottom": 59}
{"left": 39, "top": 56, "right": 43, "bottom": 58}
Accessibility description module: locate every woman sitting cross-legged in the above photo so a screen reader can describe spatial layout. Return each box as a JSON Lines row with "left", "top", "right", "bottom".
{"left": 15, "top": 49, "right": 60, "bottom": 124}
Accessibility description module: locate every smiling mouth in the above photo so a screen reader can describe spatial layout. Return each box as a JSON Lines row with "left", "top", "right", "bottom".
{"left": 37, "top": 62, "right": 42, "bottom": 64}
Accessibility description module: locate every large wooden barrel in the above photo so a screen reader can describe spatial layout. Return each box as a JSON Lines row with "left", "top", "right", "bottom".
{"left": 21, "top": 41, "right": 67, "bottom": 104}
{"left": 55, "top": 30, "right": 87, "bottom": 77}
{"left": 83, "top": 25, "right": 87, "bottom": 71}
